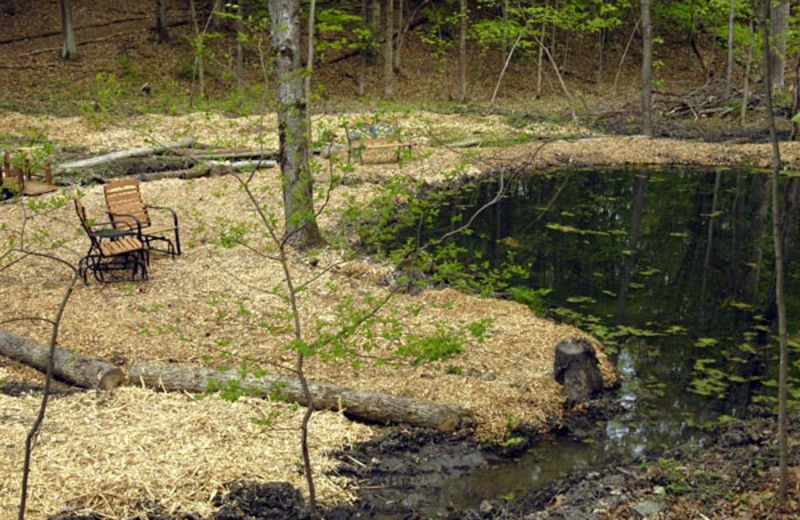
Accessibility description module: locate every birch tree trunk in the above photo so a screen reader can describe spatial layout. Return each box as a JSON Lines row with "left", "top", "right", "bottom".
{"left": 269, "top": 0, "right": 324, "bottom": 249}
{"left": 60, "top": 0, "right": 77, "bottom": 60}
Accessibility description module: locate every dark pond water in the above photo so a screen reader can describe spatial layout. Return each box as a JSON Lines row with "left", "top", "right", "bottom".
{"left": 386, "top": 167, "right": 800, "bottom": 513}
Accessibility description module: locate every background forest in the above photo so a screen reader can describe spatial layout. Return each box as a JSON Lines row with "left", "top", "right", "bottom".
{"left": 1, "top": 0, "right": 797, "bottom": 137}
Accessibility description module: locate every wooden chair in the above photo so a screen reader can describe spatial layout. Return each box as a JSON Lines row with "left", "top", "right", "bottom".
{"left": 103, "top": 178, "right": 181, "bottom": 258}
{"left": 74, "top": 198, "right": 149, "bottom": 284}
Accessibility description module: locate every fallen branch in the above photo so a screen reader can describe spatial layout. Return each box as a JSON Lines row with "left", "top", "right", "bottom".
{"left": 56, "top": 137, "right": 195, "bottom": 173}
{"left": 129, "top": 360, "right": 470, "bottom": 431}
{"left": 0, "top": 329, "right": 123, "bottom": 390}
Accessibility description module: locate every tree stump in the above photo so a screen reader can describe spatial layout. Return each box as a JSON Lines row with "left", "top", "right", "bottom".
{"left": 553, "top": 338, "right": 604, "bottom": 406}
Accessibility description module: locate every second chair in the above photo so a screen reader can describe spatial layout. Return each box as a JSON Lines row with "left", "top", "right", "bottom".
{"left": 103, "top": 178, "right": 181, "bottom": 258}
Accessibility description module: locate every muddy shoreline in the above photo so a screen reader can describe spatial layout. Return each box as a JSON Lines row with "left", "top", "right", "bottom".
{"left": 37, "top": 378, "right": 797, "bottom": 520}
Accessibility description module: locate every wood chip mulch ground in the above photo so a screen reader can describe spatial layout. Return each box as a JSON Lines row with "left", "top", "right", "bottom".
{"left": 4, "top": 109, "right": 793, "bottom": 519}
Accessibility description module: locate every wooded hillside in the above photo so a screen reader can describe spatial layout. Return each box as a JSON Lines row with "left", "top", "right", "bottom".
{"left": 1, "top": 0, "right": 790, "bottom": 127}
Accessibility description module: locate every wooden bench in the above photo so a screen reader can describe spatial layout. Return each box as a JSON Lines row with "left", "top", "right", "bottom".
{"left": 1, "top": 151, "right": 57, "bottom": 197}
{"left": 345, "top": 123, "right": 412, "bottom": 164}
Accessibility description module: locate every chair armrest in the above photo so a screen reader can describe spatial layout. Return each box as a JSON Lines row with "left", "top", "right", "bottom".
{"left": 107, "top": 211, "right": 144, "bottom": 233}
{"left": 146, "top": 204, "right": 179, "bottom": 227}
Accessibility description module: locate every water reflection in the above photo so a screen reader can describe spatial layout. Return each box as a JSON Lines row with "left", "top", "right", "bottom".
{"left": 385, "top": 168, "right": 798, "bottom": 513}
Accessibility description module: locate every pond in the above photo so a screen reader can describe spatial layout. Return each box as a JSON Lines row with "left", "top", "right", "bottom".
{"left": 381, "top": 167, "right": 800, "bottom": 513}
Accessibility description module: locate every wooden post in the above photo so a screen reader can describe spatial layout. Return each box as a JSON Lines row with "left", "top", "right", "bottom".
{"left": 45, "top": 163, "right": 52, "bottom": 184}
{"left": 24, "top": 157, "right": 31, "bottom": 180}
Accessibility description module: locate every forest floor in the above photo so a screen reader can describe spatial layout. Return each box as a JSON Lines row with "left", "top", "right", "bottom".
{"left": 1, "top": 2, "right": 800, "bottom": 520}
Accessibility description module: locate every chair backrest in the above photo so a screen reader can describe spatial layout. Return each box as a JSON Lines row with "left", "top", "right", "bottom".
{"left": 74, "top": 197, "right": 102, "bottom": 247}
{"left": 104, "top": 178, "right": 151, "bottom": 229}
{"left": 74, "top": 197, "right": 90, "bottom": 231}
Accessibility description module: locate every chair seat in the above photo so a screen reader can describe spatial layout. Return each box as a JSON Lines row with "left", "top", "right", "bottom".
{"left": 100, "top": 236, "right": 145, "bottom": 256}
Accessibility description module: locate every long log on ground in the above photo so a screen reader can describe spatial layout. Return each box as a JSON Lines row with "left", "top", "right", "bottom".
{"left": 140, "top": 168, "right": 211, "bottom": 181}
{"left": 203, "top": 159, "right": 278, "bottom": 172}
{"left": 56, "top": 136, "right": 195, "bottom": 173}
{"left": 185, "top": 149, "right": 279, "bottom": 160}
{"left": 129, "top": 360, "right": 470, "bottom": 431}
{"left": 0, "top": 330, "right": 124, "bottom": 390}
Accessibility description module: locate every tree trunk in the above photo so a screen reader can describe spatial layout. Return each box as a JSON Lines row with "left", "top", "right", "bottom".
{"left": 741, "top": 18, "right": 755, "bottom": 125}
{"left": 384, "top": 0, "right": 394, "bottom": 98}
{"left": 457, "top": 0, "right": 467, "bottom": 102}
{"left": 129, "top": 360, "right": 470, "bottom": 431}
{"left": 792, "top": 53, "right": 800, "bottom": 140}
{"left": 236, "top": 2, "right": 244, "bottom": 95}
{"left": 212, "top": 0, "right": 225, "bottom": 29}
{"left": 60, "top": 0, "right": 77, "bottom": 60}
{"left": 268, "top": 0, "right": 324, "bottom": 249}
{"left": 769, "top": 0, "right": 789, "bottom": 90}
{"left": 501, "top": 0, "right": 509, "bottom": 60}
{"left": 305, "top": 0, "right": 317, "bottom": 134}
{"left": 640, "top": 0, "right": 653, "bottom": 137}
{"left": 0, "top": 330, "right": 123, "bottom": 390}
{"left": 371, "top": 0, "right": 381, "bottom": 64}
{"left": 724, "top": 0, "right": 735, "bottom": 97}
{"left": 759, "top": 0, "right": 789, "bottom": 503}
{"left": 359, "top": 0, "right": 368, "bottom": 96}
{"left": 155, "top": 0, "right": 170, "bottom": 43}
{"left": 189, "top": 0, "right": 205, "bottom": 101}
{"left": 596, "top": 28, "right": 605, "bottom": 88}
{"left": 394, "top": 0, "right": 403, "bottom": 71}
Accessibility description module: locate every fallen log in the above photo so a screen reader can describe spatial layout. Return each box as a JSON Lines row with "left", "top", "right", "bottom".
{"left": 203, "top": 159, "right": 278, "bottom": 172}
{"left": 0, "top": 330, "right": 124, "bottom": 390}
{"left": 185, "top": 149, "right": 279, "bottom": 161}
{"left": 129, "top": 360, "right": 470, "bottom": 431}
{"left": 139, "top": 168, "right": 210, "bottom": 181}
{"left": 56, "top": 136, "right": 195, "bottom": 173}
